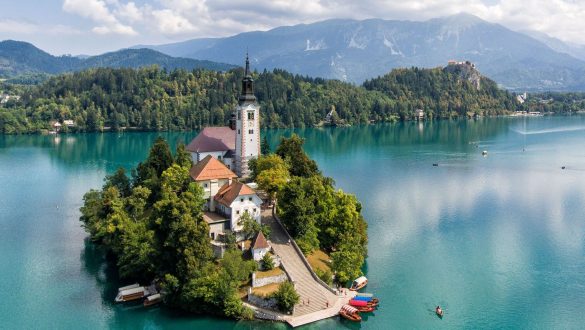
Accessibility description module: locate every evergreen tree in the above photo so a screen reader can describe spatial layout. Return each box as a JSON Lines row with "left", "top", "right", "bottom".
{"left": 261, "top": 136, "right": 270, "bottom": 155}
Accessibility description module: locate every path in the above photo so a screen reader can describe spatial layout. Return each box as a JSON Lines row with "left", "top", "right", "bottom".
{"left": 261, "top": 208, "right": 356, "bottom": 327}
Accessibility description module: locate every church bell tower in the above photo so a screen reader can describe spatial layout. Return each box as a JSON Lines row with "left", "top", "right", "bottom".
{"left": 235, "top": 54, "right": 260, "bottom": 178}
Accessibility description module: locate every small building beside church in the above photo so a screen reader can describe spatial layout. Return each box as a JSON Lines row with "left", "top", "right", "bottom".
{"left": 251, "top": 231, "right": 270, "bottom": 261}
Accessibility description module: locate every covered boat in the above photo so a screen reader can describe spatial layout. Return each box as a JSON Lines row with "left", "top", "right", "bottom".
{"left": 353, "top": 296, "right": 380, "bottom": 305}
{"left": 144, "top": 293, "right": 162, "bottom": 307}
{"left": 350, "top": 276, "right": 368, "bottom": 291}
{"left": 354, "top": 305, "right": 375, "bottom": 313}
{"left": 118, "top": 283, "right": 139, "bottom": 292}
{"left": 349, "top": 299, "right": 368, "bottom": 307}
{"left": 115, "top": 287, "right": 145, "bottom": 303}
{"left": 350, "top": 298, "right": 378, "bottom": 308}
{"left": 339, "top": 305, "right": 361, "bottom": 322}
{"left": 356, "top": 292, "right": 374, "bottom": 298}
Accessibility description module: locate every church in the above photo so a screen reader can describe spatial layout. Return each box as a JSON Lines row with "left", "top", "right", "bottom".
{"left": 186, "top": 54, "right": 260, "bottom": 178}
{"left": 186, "top": 55, "right": 263, "bottom": 250}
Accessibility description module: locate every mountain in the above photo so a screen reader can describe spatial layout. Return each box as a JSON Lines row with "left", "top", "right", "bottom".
{"left": 142, "top": 14, "right": 585, "bottom": 91}
{"left": 0, "top": 40, "right": 236, "bottom": 79}
{"left": 520, "top": 30, "right": 585, "bottom": 62}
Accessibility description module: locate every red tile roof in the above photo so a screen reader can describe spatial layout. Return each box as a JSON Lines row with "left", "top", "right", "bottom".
{"left": 252, "top": 231, "right": 269, "bottom": 250}
{"left": 189, "top": 155, "right": 237, "bottom": 181}
{"left": 214, "top": 181, "right": 257, "bottom": 207}
{"left": 186, "top": 127, "right": 236, "bottom": 153}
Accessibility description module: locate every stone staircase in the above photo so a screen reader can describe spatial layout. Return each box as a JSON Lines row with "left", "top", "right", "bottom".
{"left": 262, "top": 210, "right": 340, "bottom": 317}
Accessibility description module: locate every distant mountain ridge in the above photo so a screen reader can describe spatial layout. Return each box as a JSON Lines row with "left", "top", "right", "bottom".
{"left": 0, "top": 40, "right": 236, "bottom": 79}
{"left": 141, "top": 14, "right": 585, "bottom": 91}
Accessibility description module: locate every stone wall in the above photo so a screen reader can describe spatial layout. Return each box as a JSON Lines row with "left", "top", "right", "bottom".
{"left": 252, "top": 270, "right": 288, "bottom": 288}
{"left": 248, "top": 289, "right": 279, "bottom": 310}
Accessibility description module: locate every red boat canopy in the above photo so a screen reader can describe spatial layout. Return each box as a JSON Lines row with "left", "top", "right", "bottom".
{"left": 349, "top": 299, "right": 368, "bottom": 307}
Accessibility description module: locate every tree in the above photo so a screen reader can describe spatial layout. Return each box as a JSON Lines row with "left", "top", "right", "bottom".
{"left": 220, "top": 249, "right": 257, "bottom": 283}
{"left": 261, "top": 253, "right": 274, "bottom": 270}
{"left": 331, "top": 236, "right": 366, "bottom": 284}
{"left": 103, "top": 167, "right": 131, "bottom": 197}
{"left": 261, "top": 136, "right": 271, "bottom": 155}
{"left": 174, "top": 142, "right": 192, "bottom": 168}
{"left": 272, "top": 281, "right": 299, "bottom": 313}
{"left": 252, "top": 154, "right": 290, "bottom": 202}
{"left": 238, "top": 211, "right": 260, "bottom": 240}
{"left": 275, "top": 134, "right": 320, "bottom": 177}
{"left": 153, "top": 164, "right": 211, "bottom": 281}
{"left": 277, "top": 177, "right": 320, "bottom": 254}
{"left": 250, "top": 154, "right": 288, "bottom": 180}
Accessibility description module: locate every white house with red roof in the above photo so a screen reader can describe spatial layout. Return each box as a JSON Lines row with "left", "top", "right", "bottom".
{"left": 188, "top": 152, "right": 263, "bottom": 243}
{"left": 214, "top": 181, "right": 262, "bottom": 232}
{"left": 189, "top": 154, "right": 238, "bottom": 212}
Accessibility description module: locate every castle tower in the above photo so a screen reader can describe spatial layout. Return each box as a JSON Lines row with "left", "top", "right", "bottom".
{"left": 235, "top": 54, "right": 260, "bottom": 178}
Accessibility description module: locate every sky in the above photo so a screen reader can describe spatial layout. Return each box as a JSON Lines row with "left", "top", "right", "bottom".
{"left": 1, "top": 0, "right": 584, "bottom": 55}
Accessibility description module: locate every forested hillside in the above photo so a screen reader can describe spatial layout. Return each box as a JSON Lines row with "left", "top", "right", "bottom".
{"left": 363, "top": 66, "right": 518, "bottom": 118}
{"left": 0, "top": 65, "right": 521, "bottom": 134}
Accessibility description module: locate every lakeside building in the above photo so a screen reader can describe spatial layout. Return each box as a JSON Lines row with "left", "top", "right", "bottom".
{"left": 187, "top": 55, "right": 263, "bottom": 252}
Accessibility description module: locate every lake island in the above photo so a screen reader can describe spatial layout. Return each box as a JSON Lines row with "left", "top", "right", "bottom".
{"left": 79, "top": 56, "right": 369, "bottom": 327}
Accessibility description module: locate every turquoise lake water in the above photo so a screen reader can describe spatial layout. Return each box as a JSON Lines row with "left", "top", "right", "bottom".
{"left": 2, "top": 116, "right": 585, "bottom": 329}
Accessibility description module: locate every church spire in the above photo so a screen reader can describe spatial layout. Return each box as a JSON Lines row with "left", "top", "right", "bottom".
{"left": 239, "top": 53, "right": 256, "bottom": 104}
{"left": 245, "top": 52, "right": 251, "bottom": 77}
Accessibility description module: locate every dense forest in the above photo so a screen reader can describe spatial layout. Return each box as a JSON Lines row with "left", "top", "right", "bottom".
{"left": 1, "top": 65, "right": 524, "bottom": 134}
{"left": 522, "top": 92, "right": 585, "bottom": 113}
{"left": 80, "top": 138, "right": 258, "bottom": 319}
{"left": 252, "top": 135, "right": 368, "bottom": 284}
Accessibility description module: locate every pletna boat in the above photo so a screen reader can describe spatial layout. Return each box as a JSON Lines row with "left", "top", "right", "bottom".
{"left": 144, "top": 293, "right": 162, "bottom": 307}
{"left": 350, "top": 276, "right": 368, "bottom": 291}
{"left": 349, "top": 299, "right": 378, "bottom": 308}
{"left": 353, "top": 305, "right": 375, "bottom": 313}
{"left": 339, "top": 305, "right": 361, "bottom": 322}
{"left": 115, "top": 287, "right": 145, "bottom": 303}
{"left": 356, "top": 292, "right": 374, "bottom": 298}
{"left": 118, "top": 283, "right": 139, "bottom": 292}
{"left": 353, "top": 296, "right": 380, "bottom": 305}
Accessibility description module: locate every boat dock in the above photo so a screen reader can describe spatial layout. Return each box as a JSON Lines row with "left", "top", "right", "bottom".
{"left": 262, "top": 209, "right": 359, "bottom": 327}
{"left": 287, "top": 290, "right": 357, "bottom": 327}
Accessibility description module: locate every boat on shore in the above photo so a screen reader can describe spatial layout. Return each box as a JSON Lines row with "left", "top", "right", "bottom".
{"left": 353, "top": 305, "right": 375, "bottom": 313}
{"left": 356, "top": 292, "right": 374, "bottom": 298}
{"left": 349, "top": 299, "right": 378, "bottom": 308}
{"left": 115, "top": 287, "right": 146, "bottom": 303}
{"left": 350, "top": 276, "right": 368, "bottom": 291}
{"left": 118, "top": 283, "right": 139, "bottom": 292}
{"left": 353, "top": 295, "right": 380, "bottom": 305}
{"left": 339, "top": 305, "right": 361, "bottom": 322}
{"left": 144, "top": 293, "right": 162, "bottom": 307}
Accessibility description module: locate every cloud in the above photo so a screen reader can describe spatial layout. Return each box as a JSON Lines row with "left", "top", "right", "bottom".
{"left": 0, "top": 19, "right": 82, "bottom": 36}
{"left": 57, "top": 0, "right": 585, "bottom": 44}
{"left": 150, "top": 9, "right": 197, "bottom": 35}
{"left": 62, "top": 0, "right": 137, "bottom": 35}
